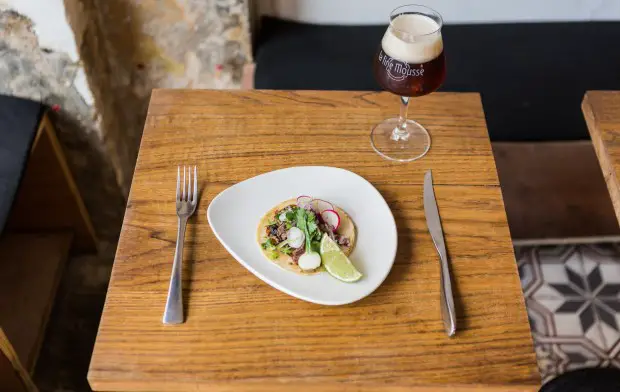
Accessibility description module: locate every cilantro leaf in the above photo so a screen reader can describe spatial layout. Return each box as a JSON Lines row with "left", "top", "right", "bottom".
{"left": 280, "top": 245, "right": 293, "bottom": 255}
{"left": 310, "top": 240, "right": 320, "bottom": 253}
{"left": 307, "top": 219, "right": 318, "bottom": 235}
{"left": 296, "top": 208, "right": 313, "bottom": 250}
{"left": 262, "top": 238, "right": 277, "bottom": 251}
{"left": 296, "top": 207, "right": 328, "bottom": 256}
{"left": 296, "top": 208, "right": 307, "bottom": 232}
{"left": 305, "top": 209, "right": 319, "bottom": 233}
{"left": 262, "top": 239, "right": 280, "bottom": 259}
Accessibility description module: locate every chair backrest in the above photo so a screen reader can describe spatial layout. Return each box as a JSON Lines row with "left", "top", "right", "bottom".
{"left": 0, "top": 95, "right": 42, "bottom": 235}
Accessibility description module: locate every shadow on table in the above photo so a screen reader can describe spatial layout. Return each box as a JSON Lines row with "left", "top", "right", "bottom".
{"left": 365, "top": 193, "right": 417, "bottom": 299}
{"left": 445, "top": 246, "right": 468, "bottom": 334}
{"left": 365, "top": 189, "right": 469, "bottom": 335}
{"left": 183, "top": 215, "right": 198, "bottom": 321}
{"left": 183, "top": 182, "right": 207, "bottom": 320}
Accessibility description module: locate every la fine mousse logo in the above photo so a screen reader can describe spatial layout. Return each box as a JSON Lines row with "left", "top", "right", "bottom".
{"left": 378, "top": 50, "right": 425, "bottom": 81}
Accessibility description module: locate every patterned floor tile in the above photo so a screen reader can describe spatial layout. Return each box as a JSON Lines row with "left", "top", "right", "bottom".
{"left": 516, "top": 243, "right": 620, "bottom": 383}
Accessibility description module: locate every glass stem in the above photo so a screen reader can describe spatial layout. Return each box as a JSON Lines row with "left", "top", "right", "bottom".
{"left": 393, "top": 96, "right": 410, "bottom": 140}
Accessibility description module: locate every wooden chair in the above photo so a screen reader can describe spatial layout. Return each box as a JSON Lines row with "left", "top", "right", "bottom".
{"left": 0, "top": 99, "right": 97, "bottom": 390}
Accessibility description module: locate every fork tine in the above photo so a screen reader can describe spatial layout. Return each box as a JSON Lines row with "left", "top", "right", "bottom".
{"left": 176, "top": 166, "right": 180, "bottom": 201}
{"left": 193, "top": 166, "right": 197, "bottom": 203}
{"left": 187, "top": 165, "right": 192, "bottom": 202}
{"left": 182, "top": 166, "right": 186, "bottom": 201}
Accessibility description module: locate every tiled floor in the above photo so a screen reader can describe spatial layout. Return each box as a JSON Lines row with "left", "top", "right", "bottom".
{"left": 517, "top": 243, "right": 620, "bottom": 383}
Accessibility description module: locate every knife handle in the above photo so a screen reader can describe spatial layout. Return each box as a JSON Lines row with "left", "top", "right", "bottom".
{"left": 437, "top": 246, "right": 456, "bottom": 336}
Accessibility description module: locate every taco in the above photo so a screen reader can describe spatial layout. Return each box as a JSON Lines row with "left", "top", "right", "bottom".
{"left": 256, "top": 197, "right": 356, "bottom": 275}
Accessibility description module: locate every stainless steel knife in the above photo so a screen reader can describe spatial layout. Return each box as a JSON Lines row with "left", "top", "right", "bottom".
{"left": 423, "top": 170, "right": 457, "bottom": 337}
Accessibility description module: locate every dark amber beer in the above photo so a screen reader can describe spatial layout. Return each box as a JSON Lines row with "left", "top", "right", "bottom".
{"left": 370, "top": 6, "right": 445, "bottom": 162}
{"left": 373, "top": 13, "right": 445, "bottom": 97}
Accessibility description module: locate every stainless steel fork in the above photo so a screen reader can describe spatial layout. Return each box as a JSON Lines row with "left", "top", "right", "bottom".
{"left": 163, "top": 166, "right": 198, "bottom": 324}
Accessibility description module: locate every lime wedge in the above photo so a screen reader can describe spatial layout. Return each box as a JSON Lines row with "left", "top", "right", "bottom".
{"left": 319, "top": 233, "right": 363, "bottom": 282}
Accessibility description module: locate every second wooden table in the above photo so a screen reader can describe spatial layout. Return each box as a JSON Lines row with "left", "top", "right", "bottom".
{"left": 88, "top": 90, "right": 539, "bottom": 391}
{"left": 582, "top": 90, "right": 620, "bottom": 225}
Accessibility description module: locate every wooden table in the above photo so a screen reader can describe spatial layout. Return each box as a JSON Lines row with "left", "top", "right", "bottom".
{"left": 582, "top": 91, "right": 620, "bottom": 224}
{"left": 88, "top": 90, "right": 540, "bottom": 392}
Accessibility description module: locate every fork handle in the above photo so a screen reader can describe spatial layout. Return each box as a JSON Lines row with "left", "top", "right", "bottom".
{"left": 163, "top": 217, "right": 187, "bottom": 324}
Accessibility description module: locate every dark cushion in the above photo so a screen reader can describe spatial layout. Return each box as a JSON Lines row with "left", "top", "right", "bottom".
{"left": 255, "top": 17, "right": 620, "bottom": 141}
{"left": 0, "top": 95, "right": 42, "bottom": 234}
{"left": 539, "top": 368, "right": 620, "bottom": 391}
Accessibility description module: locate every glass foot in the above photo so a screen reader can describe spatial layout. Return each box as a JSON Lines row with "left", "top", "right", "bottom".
{"left": 370, "top": 118, "right": 431, "bottom": 162}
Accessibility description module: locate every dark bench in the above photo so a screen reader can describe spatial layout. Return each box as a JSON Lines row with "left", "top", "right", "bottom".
{"left": 0, "top": 95, "right": 41, "bottom": 233}
{"left": 255, "top": 17, "right": 620, "bottom": 141}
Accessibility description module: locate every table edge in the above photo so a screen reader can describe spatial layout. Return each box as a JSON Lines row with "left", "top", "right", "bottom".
{"left": 581, "top": 91, "right": 620, "bottom": 223}
{"left": 88, "top": 374, "right": 540, "bottom": 392}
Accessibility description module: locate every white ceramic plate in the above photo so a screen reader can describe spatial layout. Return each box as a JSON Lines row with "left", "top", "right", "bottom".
{"left": 207, "top": 166, "right": 397, "bottom": 305}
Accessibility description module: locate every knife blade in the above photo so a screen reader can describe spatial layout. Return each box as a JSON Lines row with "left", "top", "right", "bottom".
{"left": 423, "top": 170, "right": 457, "bottom": 337}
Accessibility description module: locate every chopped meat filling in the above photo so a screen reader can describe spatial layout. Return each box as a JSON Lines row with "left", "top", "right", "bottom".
{"left": 336, "top": 235, "right": 350, "bottom": 247}
{"left": 266, "top": 220, "right": 291, "bottom": 244}
{"left": 276, "top": 223, "right": 288, "bottom": 241}
{"left": 290, "top": 244, "right": 305, "bottom": 263}
{"left": 318, "top": 223, "right": 335, "bottom": 239}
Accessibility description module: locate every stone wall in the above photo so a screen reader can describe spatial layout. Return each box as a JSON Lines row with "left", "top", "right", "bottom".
{"left": 1, "top": 1, "right": 253, "bottom": 239}
{"left": 64, "top": 0, "right": 253, "bottom": 193}
{"left": 0, "top": 9, "right": 125, "bottom": 241}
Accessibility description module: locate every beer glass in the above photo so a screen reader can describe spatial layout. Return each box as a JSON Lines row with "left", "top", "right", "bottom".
{"left": 371, "top": 4, "right": 445, "bottom": 162}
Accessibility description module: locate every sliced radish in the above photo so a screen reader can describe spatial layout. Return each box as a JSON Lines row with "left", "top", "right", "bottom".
{"left": 321, "top": 209, "right": 341, "bottom": 230}
{"left": 298, "top": 252, "right": 321, "bottom": 270}
{"left": 296, "top": 195, "right": 313, "bottom": 208}
{"left": 286, "top": 227, "right": 305, "bottom": 248}
{"left": 310, "top": 198, "right": 334, "bottom": 213}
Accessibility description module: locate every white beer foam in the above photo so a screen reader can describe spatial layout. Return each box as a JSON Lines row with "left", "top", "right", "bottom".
{"left": 382, "top": 13, "right": 443, "bottom": 64}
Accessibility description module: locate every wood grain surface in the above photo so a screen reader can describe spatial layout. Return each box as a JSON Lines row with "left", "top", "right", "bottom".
{"left": 88, "top": 90, "right": 539, "bottom": 391}
{"left": 582, "top": 91, "right": 620, "bottom": 225}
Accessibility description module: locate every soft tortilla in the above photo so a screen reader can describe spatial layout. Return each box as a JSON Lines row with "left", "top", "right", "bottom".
{"left": 256, "top": 199, "right": 357, "bottom": 275}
